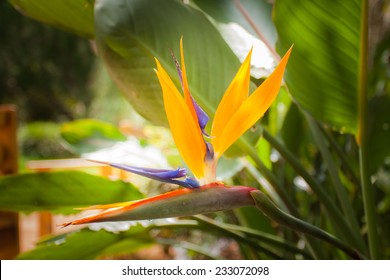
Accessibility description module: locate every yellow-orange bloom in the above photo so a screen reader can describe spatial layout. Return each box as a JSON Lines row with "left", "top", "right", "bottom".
{"left": 155, "top": 40, "right": 292, "bottom": 182}
{"left": 61, "top": 43, "right": 292, "bottom": 228}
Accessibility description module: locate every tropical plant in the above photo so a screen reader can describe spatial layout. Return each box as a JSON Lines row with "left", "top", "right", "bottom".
{"left": 2, "top": 0, "right": 389, "bottom": 259}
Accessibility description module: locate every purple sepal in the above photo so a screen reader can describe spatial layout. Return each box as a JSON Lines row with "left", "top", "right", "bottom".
{"left": 110, "top": 163, "right": 199, "bottom": 189}
{"left": 170, "top": 50, "right": 210, "bottom": 135}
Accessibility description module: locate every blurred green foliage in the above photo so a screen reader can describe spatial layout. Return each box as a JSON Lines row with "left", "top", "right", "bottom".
{"left": 19, "top": 122, "right": 74, "bottom": 160}
{"left": 0, "top": 171, "right": 143, "bottom": 214}
{"left": 1, "top": 0, "right": 389, "bottom": 260}
{"left": 0, "top": 1, "right": 94, "bottom": 121}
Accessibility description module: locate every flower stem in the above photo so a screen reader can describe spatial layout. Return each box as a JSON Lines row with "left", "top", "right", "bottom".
{"left": 357, "top": 0, "right": 380, "bottom": 259}
{"left": 239, "top": 138, "right": 327, "bottom": 259}
{"left": 251, "top": 190, "right": 366, "bottom": 259}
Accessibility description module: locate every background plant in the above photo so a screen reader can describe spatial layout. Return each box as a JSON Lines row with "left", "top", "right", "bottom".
{"left": 1, "top": 0, "right": 389, "bottom": 259}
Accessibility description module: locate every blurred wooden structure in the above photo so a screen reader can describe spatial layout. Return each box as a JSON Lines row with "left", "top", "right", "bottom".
{"left": 0, "top": 105, "right": 19, "bottom": 259}
{"left": 0, "top": 106, "right": 131, "bottom": 256}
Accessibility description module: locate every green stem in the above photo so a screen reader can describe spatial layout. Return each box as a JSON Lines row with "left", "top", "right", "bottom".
{"left": 251, "top": 190, "right": 366, "bottom": 259}
{"left": 305, "top": 114, "right": 365, "bottom": 254}
{"left": 358, "top": 0, "right": 380, "bottom": 259}
{"left": 262, "top": 128, "right": 365, "bottom": 252}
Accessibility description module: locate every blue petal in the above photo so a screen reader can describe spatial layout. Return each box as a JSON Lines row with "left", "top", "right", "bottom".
{"left": 205, "top": 142, "right": 214, "bottom": 161}
{"left": 183, "top": 177, "right": 200, "bottom": 189}
{"left": 110, "top": 164, "right": 186, "bottom": 179}
{"left": 189, "top": 95, "right": 210, "bottom": 136}
{"left": 109, "top": 163, "right": 199, "bottom": 189}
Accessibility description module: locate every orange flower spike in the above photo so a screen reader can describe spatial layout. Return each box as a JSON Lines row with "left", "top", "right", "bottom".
{"left": 211, "top": 48, "right": 253, "bottom": 155}
{"left": 180, "top": 38, "right": 197, "bottom": 122}
{"left": 155, "top": 59, "right": 206, "bottom": 179}
{"left": 179, "top": 38, "right": 210, "bottom": 136}
{"left": 61, "top": 44, "right": 293, "bottom": 228}
{"left": 212, "top": 46, "right": 293, "bottom": 157}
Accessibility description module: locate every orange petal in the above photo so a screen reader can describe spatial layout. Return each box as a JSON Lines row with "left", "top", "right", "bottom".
{"left": 155, "top": 58, "right": 206, "bottom": 178}
{"left": 76, "top": 201, "right": 137, "bottom": 210}
{"left": 211, "top": 48, "right": 252, "bottom": 156}
{"left": 180, "top": 38, "right": 197, "bottom": 123}
{"left": 213, "top": 46, "right": 293, "bottom": 156}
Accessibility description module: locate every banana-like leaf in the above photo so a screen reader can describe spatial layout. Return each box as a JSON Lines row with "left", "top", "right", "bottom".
{"left": 94, "top": 0, "right": 247, "bottom": 124}
{"left": 274, "top": 0, "right": 361, "bottom": 134}
{"left": 10, "top": 0, "right": 94, "bottom": 38}
{"left": 62, "top": 183, "right": 256, "bottom": 226}
{"left": 94, "top": 0, "right": 264, "bottom": 155}
{"left": 0, "top": 171, "right": 143, "bottom": 214}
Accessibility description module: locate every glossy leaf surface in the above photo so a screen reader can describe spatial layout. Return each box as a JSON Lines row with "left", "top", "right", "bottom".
{"left": 0, "top": 171, "right": 143, "bottom": 214}
{"left": 274, "top": 0, "right": 361, "bottom": 134}
{"left": 95, "top": 0, "right": 255, "bottom": 128}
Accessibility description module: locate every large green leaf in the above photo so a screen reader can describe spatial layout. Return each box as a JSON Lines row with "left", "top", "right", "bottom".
{"left": 94, "top": 0, "right": 244, "bottom": 126}
{"left": 0, "top": 171, "right": 143, "bottom": 214}
{"left": 9, "top": 0, "right": 94, "bottom": 38}
{"left": 94, "top": 0, "right": 265, "bottom": 157}
{"left": 274, "top": 0, "right": 361, "bottom": 134}
{"left": 17, "top": 225, "right": 153, "bottom": 259}
{"left": 60, "top": 119, "right": 127, "bottom": 154}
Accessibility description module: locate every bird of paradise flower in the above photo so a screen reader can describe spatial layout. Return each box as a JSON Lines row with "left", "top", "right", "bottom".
{"left": 62, "top": 39, "right": 292, "bottom": 227}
